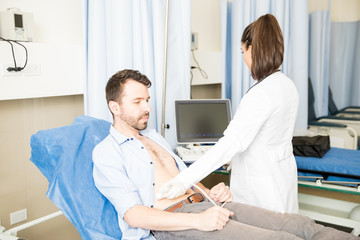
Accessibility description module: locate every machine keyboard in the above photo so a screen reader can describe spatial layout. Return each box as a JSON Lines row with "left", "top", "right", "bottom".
{"left": 176, "top": 145, "right": 213, "bottom": 163}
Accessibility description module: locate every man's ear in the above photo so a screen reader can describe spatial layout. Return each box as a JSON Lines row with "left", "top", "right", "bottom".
{"left": 109, "top": 101, "right": 121, "bottom": 116}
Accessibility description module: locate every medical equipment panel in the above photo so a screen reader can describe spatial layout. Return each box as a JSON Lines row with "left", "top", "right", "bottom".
{"left": 176, "top": 144, "right": 213, "bottom": 163}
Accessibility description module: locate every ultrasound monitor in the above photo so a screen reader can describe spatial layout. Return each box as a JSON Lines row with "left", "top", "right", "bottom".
{"left": 175, "top": 99, "right": 232, "bottom": 145}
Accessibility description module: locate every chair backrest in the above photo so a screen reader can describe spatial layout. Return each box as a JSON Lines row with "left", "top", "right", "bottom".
{"left": 30, "top": 115, "right": 122, "bottom": 239}
{"left": 308, "top": 77, "right": 317, "bottom": 122}
{"left": 308, "top": 77, "right": 340, "bottom": 120}
{"left": 328, "top": 87, "right": 339, "bottom": 115}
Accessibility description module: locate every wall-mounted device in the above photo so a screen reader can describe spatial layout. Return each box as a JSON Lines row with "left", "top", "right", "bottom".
{"left": 0, "top": 8, "right": 34, "bottom": 42}
{"left": 191, "top": 32, "right": 198, "bottom": 50}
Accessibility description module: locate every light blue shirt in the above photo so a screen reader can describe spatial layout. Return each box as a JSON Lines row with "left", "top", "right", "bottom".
{"left": 93, "top": 126, "right": 187, "bottom": 240}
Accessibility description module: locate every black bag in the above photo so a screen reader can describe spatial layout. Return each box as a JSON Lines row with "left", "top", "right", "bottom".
{"left": 292, "top": 135, "right": 330, "bottom": 158}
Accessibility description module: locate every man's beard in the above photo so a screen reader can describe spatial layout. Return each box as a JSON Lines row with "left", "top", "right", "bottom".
{"left": 121, "top": 112, "right": 149, "bottom": 131}
{"left": 134, "top": 112, "right": 149, "bottom": 130}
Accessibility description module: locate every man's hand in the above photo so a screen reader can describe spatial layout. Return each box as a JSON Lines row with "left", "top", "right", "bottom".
{"left": 194, "top": 206, "right": 234, "bottom": 231}
{"left": 208, "top": 183, "right": 233, "bottom": 203}
{"left": 157, "top": 178, "right": 188, "bottom": 200}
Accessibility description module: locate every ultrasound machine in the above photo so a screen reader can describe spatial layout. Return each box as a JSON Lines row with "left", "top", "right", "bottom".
{"left": 175, "top": 99, "right": 232, "bottom": 163}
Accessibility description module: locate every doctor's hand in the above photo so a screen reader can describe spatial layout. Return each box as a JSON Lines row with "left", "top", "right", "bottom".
{"left": 208, "top": 182, "right": 233, "bottom": 203}
{"left": 156, "top": 178, "right": 188, "bottom": 200}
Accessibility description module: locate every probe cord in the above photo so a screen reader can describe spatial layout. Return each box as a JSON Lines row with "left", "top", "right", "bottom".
{"left": 191, "top": 183, "right": 217, "bottom": 206}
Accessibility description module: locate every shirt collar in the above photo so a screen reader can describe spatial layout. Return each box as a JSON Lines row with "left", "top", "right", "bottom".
{"left": 109, "top": 125, "right": 151, "bottom": 145}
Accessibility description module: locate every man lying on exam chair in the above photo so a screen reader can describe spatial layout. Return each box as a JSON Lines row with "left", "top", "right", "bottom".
{"left": 92, "top": 69, "right": 358, "bottom": 240}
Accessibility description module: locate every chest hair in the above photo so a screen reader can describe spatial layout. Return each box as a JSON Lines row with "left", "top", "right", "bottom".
{"left": 139, "top": 136, "right": 172, "bottom": 166}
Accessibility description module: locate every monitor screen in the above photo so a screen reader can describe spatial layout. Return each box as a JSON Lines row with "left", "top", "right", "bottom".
{"left": 175, "top": 99, "right": 232, "bottom": 144}
{"left": 14, "top": 14, "right": 23, "bottom": 28}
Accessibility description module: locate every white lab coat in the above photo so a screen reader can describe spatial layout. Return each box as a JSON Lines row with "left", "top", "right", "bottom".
{"left": 178, "top": 71, "right": 299, "bottom": 213}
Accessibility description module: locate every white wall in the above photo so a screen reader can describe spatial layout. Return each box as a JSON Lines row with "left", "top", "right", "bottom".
{"left": 0, "top": 0, "right": 82, "bottom": 44}
{"left": 190, "top": 0, "right": 223, "bottom": 87}
{"left": 191, "top": 0, "right": 221, "bottom": 51}
{"left": 0, "top": 2, "right": 83, "bottom": 239}
{"left": 309, "top": 0, "right": 360, "bottom": 22}
{"left": 0, "top": 0, "right": 83, "bottom": 100}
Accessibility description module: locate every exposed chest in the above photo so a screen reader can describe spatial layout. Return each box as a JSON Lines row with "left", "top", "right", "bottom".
{"left": 139, "top": 136, "right": 178, "bottom": 172}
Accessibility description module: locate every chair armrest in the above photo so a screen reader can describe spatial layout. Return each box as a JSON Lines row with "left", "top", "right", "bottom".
{"left": 309, "top": 121, "right": 347, "bottom": 128}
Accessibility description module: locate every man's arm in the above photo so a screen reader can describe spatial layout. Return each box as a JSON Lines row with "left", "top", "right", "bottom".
{"left": 125, "top": 182, "right": 234, "bottom": 232}
{"left": 124, "top": 204, "right": 233, "bottom": 232}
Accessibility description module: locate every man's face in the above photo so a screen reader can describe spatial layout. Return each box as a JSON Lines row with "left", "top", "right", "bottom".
{"left": 118, "top": 79, "right": 151, "bottom": 131}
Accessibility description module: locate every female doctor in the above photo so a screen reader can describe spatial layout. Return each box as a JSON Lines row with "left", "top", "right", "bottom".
{"left": 158, "top": 14, "right": 299, "bottom": 213}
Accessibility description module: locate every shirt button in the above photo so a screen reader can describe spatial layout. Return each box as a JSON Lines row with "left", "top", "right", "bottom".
{"left": 150, "top": 162, "right": 153, "bottom": 165}
{"left": 153, "top": 183, "right": 155, "bottom": 186}
{"left": 151, "top": 205, "right": 154, "bottom": 208}
{"left": 141, "top": 146, "right": 144, "bottom": 149}
{"left": 131, "top": 138, "right": 134, "bottom": 140}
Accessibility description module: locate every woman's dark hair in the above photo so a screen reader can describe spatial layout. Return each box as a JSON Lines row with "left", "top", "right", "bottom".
{"left": 241, "top": 22, "right": 254, "bottom": 50}
{"left": 241, "top": 14, "right": 284, "bottom": 80}
{"left": 105, "top": 69, "right": 152, "bottom": 104}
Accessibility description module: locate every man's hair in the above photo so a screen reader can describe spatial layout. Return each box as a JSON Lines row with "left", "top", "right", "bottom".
{"left": 105, "top": 69, "right": 152, "bottom": 104}
{"left": 241, "top": 14, "right": 284, "bottom": 81}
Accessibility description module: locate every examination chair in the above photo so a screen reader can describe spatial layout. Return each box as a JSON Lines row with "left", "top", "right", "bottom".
{"left": 29, "top": 115, "right": 360, "bottom": 238}
{"left": 30, "top": 115, "right": 122, "bottom": 239}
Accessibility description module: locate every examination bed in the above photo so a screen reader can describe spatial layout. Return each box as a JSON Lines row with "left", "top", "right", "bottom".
{"left": 296, "top": 147, "right": 360, "bottom": 184}
{"left": 295, "top": 148, "right": 360, "bottom": 236}
{"left": 23, "top": 116, "right": 121, "bottom": 239}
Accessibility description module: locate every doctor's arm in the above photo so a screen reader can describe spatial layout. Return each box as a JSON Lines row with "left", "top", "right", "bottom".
{"left": 158, "top": 91, "right": 272, "bottom": 200}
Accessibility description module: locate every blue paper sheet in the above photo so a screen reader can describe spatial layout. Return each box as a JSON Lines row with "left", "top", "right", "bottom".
{"left": 296, "top": 147, "right": 360, "bottom": 184}
{"left": 30, "top": 115, "right": 122, "bottom": 239}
